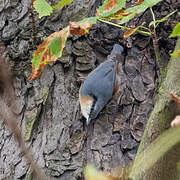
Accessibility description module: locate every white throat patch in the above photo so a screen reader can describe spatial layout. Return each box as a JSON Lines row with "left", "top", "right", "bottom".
{"left": 81, "top": 99, "right": 93, "bottom": 120}
{"left": 79, "top": 94, "right": 94, "bottom": 121}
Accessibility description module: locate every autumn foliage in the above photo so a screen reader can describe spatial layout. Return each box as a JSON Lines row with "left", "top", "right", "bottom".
{"left": 29, "top": 0, "right": 128, "bottom": 80}
{"left": 30, "top": 0, "right": 178, "bottom": 81}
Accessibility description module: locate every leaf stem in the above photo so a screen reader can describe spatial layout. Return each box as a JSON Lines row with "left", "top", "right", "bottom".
{"left": 150, "top": 8, "right": 165, "bottom": 81}
{"left": 150, "top": 7, "right": 156, "bottom": 32}
{"left": 98, "top": 18, "right": 151, "bottom": 36}
{"left": 139, "top": 25, "right": 151, "bottom": 32}
{"left": 155, "top": 9, "right": 177, "bottom": 29}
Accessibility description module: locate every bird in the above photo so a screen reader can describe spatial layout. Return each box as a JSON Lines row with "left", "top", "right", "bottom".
{"left": 79, "top": 44, "right": 124, "bottom": 125}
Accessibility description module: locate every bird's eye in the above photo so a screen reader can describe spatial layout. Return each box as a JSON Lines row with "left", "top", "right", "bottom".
{"left": 111, "top": 55, "right": 116, "bottom": 61}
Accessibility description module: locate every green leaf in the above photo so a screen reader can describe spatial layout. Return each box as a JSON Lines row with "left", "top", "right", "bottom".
{"left": 97, "top": 0, "right": 108, "bottom": 15}
{"left": 118, "top": 13, "right": 136, "bottom": 24}
{"left": 169, "top": 22, "right": 180, "bottom": 38}
{"left": 84, "top": 164, "right": 110, "bottom": 180}
{"left": 126, "top": 0, "right": 162, "bottom": 14}
{"left": 32, "top": 52, "right": 43, "bottom": 70}
{"left": 78, "top": 17, "right": 98, "bottom": 24}
{"left": 48, "top": 36, "right": 61, "bottom": 57}
{"left": 29, "top": 27, "right": 70, "bottom": 80}
{"left": 141, "top": 0, "right": 162, "bottom": 8}
{"left": 33, "top": 0, "right": 53, "bottom": 18}
{"left": 96, "top": 0, "right": 126, "bottom": 18}
{"left": 52, "top": 0, "right": 74, "bottom": 9}
{"left": 170, "top": 50, "right": 180, "bottom": 57}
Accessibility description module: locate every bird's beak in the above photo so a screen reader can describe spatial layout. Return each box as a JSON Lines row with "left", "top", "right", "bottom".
{"left": 86, "top": 117, "right": 91, "bottom": 125}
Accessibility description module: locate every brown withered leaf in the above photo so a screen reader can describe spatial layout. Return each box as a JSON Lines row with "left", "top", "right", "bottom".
{"left": 29, "top": 26, "right": 70, "bottom": 81}
{"left": 96, "top": 0, "right": 126, "bottom": 17}
{"left": 124, "top": 28, "right": 137, "bottom": 39}
{"left": 69, "top": 21, "right": 93, "bottom": 36}
{"left": 114, "top": 9, "right": 132, "bottom": 17}
{"left": 104, "top": 0, "right": 118, "bottom": 12}
{"left": 136, "top": 0, "right": 144, "bottom": 5}
{"left": 29, "top": 17, "right": 97, "bottom": 81}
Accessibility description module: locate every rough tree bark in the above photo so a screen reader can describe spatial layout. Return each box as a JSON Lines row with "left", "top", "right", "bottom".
{"left": 0, "top": 0, "right": 178, "bottom": 179}
{"left": 131, "top": 38, "right": 180, "bottom": 180}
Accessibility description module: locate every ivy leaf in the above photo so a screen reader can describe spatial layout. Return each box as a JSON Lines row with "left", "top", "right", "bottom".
{"left": 33, "top": 0, "right": 53, "bottom": 18}
{"left": 169, "top": 22, "right": 180, "bottom": 38}
{"left": 96, "top": 0, "right": 126, "bottom": 18}
{"left": 69, "top": 17, "right": 97, "bottom": 35}
{"left": 52, "top": 0, "right": 74, "bottom": 9}
{"left": 29, "top": 27, "right": 70, "bottom": 81}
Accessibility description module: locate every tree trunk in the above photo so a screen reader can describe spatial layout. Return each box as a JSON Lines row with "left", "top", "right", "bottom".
{"left": 130, "top": 38, "right": 180, "bottom": 180}
{"left": 0, "top": 0, "right": 178, "bottom": 179}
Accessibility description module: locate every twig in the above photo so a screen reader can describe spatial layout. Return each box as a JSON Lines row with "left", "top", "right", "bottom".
{"left": 152, "top": 31, "right": 165, "bottom": 73}
{"left": 98, "top": 18, "right": 151, "bottom": 36}
{"left": 150, "top": 8, "right": 165, "bottom": 78}
{"left": 150, "top": 7, "right": 156, "bottom": 33}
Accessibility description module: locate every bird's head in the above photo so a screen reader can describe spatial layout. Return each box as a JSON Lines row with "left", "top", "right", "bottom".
{"left": 109, "top": 44, "right": 124, "bottom": 62}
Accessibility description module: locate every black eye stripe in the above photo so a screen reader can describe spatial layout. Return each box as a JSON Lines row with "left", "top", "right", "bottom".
{"left": 110, "top": 55, "right": 116, "bottom": 61}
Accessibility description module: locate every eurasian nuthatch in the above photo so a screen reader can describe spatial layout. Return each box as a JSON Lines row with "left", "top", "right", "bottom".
{"left": 79, "top": 44, "right": 124, "bottom": 125}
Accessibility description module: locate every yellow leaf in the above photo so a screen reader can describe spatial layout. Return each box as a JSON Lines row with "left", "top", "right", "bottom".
{"left": 84, "top": 164, "right": 119, "bottom": 180}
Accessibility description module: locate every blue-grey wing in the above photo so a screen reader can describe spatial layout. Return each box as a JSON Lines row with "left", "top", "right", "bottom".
{"left": 81, "top": 60, "right": 116, "bottom": 102}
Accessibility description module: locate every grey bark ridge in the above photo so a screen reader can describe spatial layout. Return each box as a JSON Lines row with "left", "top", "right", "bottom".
{"left": 0, "top": 0, "right": 178, "bottom": 179}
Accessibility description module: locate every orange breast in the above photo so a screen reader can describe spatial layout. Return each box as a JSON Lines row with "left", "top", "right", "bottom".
{"left": 113, "top": 62, "right": 121, "bottom": 95}
{"left": 79, "top": 86, "right": 94, "bottom": 119}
